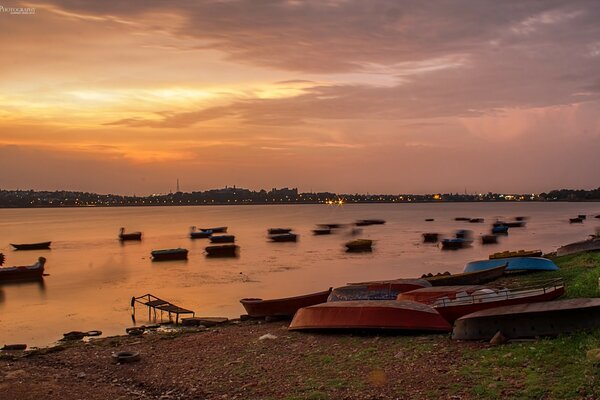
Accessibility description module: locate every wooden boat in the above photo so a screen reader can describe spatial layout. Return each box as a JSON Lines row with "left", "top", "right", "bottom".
{"left": 240, "top": 288, "right": 332, "bottom": 318}
{"left": 425, "top": 218, "right": 434, "bottom": 222}
{"left": 201, "top": 226, "right": 227, "bottom": 233}
{"left": 345, "top": 239, "right": 373, "bottom": 252}
{"left": 556, "top": 236, "right": 600, "bottom": 256}
{"left": 422, "top": 264, "right": 507, "bottom": 286}
{"left": 441, "top": 238, "right": 471, "bottom": 250}
{"left": 455, "top": 230, "right": 472, "bottom": 239}
{"left": 318, "top": 223, "right": 345, "bottom": 229}
{"left": 329, "top": 280, "right": 431, "bottom": 302}
{"left": 491, "top": 225, "right": 509, "bottom": 234}
{"left": 569, "top": 217, "right": 583, "bottom": 223}
{"left": 464, "top": 257, "right": 558, "bottom": 273}
{"left": 210, "top": 235, "right": 235, "bottom": 243}
{"left": 190, "top": 226, "right": 212, "bottom": 239}
{"left": 355, "top": 219, "right": 386, "bottom": 226}
{"left": 119, "top": 227, "right": 142, "bottom": 241}
{"left": 10, "top": 241, "right": 51, "bottom": 250}
{"left": 494, "top": 220, "right": 525, "bottom": 228}
{"left": 268, "top": 228, "right": 292, "bottom": 235}
{"left": 398, "top": 285, "right": 490, "bottom": 303}
{"left": 430, "top": 278, "right": 565, "bottom": 323}
{"left": 489, "top": 249, "right": 542, "bottom": 259}
{"left": 269, "top": 233, "right": 298, "bottom": 242}
{"left": 452, "top": 298, "right": 600, "bottom": 340}
{"left": 469, "top": 218, "right": 484, "bottom": 223}
{"left": 480, "top": 235, "right": 498, "bottom": 244}
{"left": 205, "top": 244, "right": 239, "bottom": 257}
{"left": 422, "top": 233, "right": 439, "bottom": 243}
{"left": 289, "top": 300, "right": 451, "bottom": 332}
{"left": 0, "top": 257, "right": 46, "bottom": 282}
{"left": 151, "top": 248, "right": 188, "bottom": 261}
{"left": 578, "top": 214, "right": 587, "bottom": 220}
{"left": 454, "top": 217, "right": 470, "bottom": 221}
{"left": 312, "top": 228, "right": 332, "bottom": 235}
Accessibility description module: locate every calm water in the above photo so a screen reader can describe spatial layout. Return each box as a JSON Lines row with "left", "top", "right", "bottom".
{"left": 1, "top": 203, "right": 599, "bottom": 346}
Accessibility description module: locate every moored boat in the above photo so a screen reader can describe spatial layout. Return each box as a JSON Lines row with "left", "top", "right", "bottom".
{"left": 489, "top": 249, "right": 543, "bottom": 259}
{"left": 578, "top": 214, "right": 587, "bottom": 220}
{"left": 441, "top": 238, "right": 471, "bottom": 250}
{"left": 480, "top": 235, "right": 498, "bottom": 244}
{"left": 268, "top": 228, "right": 292, "bottom": 235}
{"left": 491, "top": 225, "right": 509, "bottom": 234}
{"left": 469, "top": 218, "right": 484, "bottom": 223}
{"left": 10, "top": 241, "right": 51, "bottom": 250}
{"left": 464, "top": 257, "right": 558, "bottom": 273}
{"left": 0, "top": 257, "right": 46, "bottom": 282}
{"left": 190, "top": 226, "right": 212, "bottom": 239}
{"left": 569, "top": 217, "right": 584, "bottom": 223}
{"left": 201, "top": 226, "right": 227, "bottom": 233}
{"left": 345, "top": 239, "right": 373, "bottom": 252}
{"left": 119, "top": 228, "right": 142, "bottom": 241}
{"left": 355, "top": 219, "right": 386, "bottom": 226}
{"left": 313, "top": 228, "right": 332, "bottom": 235}
{"left": 269, "top": 233, "right": 298, "bottom": 242}
{"left": 494, "top": 220, "right": 526, "bottom": 228}
{"left": 422, "top": 264, "right": 507, "bottom": 286}
{"left": 452, "top": 298, "right": 600, "bottom": 340}
{"left": 151, "top": 248, "right": 188, "bottom": 261}
{"left": 210, "top": 235, "right": 235, "bottom": 243}
{"left": 289, "top": 300, "right": 451, "bottom": 332}
{"left": 240, "top": 288, "right": 332, "bottom": 318}
{"left": 422, "top": 233, "right": 439, "bottom": 243}
{"left": 205, "top": 244, "right": 239, "bottom": 257}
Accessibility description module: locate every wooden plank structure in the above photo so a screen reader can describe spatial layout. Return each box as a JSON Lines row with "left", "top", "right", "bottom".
{"left": 131, "top": 293, "right": 195, "bottom": 324}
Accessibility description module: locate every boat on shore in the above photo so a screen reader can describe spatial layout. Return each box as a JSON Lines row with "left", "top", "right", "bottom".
{"left": 10, "top": 241, "right": 51, "bottom": 250}
{"left": 329, "top": 279, "right": 430, "bottom": 301}
{"left": 201, "top": 226, "right": 227, "bottom": 233}
{"left": 398, "top": 285, "right": 491, "bottom": 304}
{"left": 489, "top": 249, "right": 543, "bottom": 259}
{"left": 289, "top": 300, "right": 451, "bottom": 332}
{"left": 269, "top": 233, "right": 298, "bottom": 242}
{"left": 0, "top": 257, "right": 46, "bottom": 282}
{"left": 268, "top": 228, "right": 292, "bottom": 235}
{"left": 210, "top": 235, "right": 235, "bottom": 243}
{"left": 556, "top": 236, "right": 600, "bottom": 256}
{"left": 464, "top": 257, "right": 558, "bottom": 273}
{"left": 345, "top": 239, "right": 373, "bottom": 252}
{"left": 422, "top": 264, "right": 507, "bottom": 286}
{"left": 205, "top": 244, "right": 239, "bottom": 257}
{"left": 151, "top": 248, "right": 188, "bottom": 261}
{"left": 240, "top": 288, "right": 332, "bottom": 318}
{"left": 119, "top": 228, "right": 142, "bottom": 241}
{"left": 190, "top": 226, "right": 212, "bottom": 239}
{"left": 452, "top": 298, "right": 600, "bottom": 340}
{"left": 355, "top": 219, "right": 386, "bottom": 226}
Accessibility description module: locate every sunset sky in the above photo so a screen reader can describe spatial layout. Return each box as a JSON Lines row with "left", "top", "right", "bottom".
{"left": 1, "top": 0, "right": 599, "bottom": 195}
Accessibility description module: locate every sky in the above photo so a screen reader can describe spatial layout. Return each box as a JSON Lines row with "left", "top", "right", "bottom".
{"left": 1, "top": 0, "right": 599, "bottom": 195}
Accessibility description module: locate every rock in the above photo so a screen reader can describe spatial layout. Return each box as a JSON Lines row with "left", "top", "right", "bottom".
{"left": 77, "top": 372, "right": 86, "bottom": 379}
{"left": 586, "top": 348, "right": 600, "bottom": 363}
{"left": 490, "top": 331, "right": 507, "bottom": 345}
{"left": 258, "top": 333, "right": 277, "bottom": 341}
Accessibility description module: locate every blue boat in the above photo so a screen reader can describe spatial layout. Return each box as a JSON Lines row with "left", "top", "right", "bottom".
{"left": 464, "top": 257, "right": 559, "bottom": 273}
{"left": 491, "top": 225, "right": 509, "bottom": 234}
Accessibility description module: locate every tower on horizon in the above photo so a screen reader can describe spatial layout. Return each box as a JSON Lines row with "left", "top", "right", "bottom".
{"left": 176, "top": 178, "right": 180, "bottom": 193}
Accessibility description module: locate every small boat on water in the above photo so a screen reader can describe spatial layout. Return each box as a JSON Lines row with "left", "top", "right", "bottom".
{"left": 578, "top": 214, "right": 587, "bottom": 220}
{"left": 329, "top": 280, "right": 430, "bottom": 302}
{"left": 425, "top": 218, "right": 434, "bottom": 222}
{"left": 269, "top": 233, "right": 298, "bottom": 242}
{"left": 355, "top": 219, "right": 386, "bottom": 226}
{"left": 345, "top": 239, "right": 373, "bottom": 252}
{"left": 480, "top": 235, "right": 498, "bottom": 244}
{"left": 429, "top": 278, "right": 565, "bottom": 323}
{"left": 151, "top": 248, "right": 188, "bottom": 261}
{"left": 119, "top": 228, "right": 142, "bottom": 241}
{"left": 422, "top": 264, "right": 507, "bottom": 286}
{"left": 10, "top": 241, "right": 51, "bottom": 250}
{"left": 312, "top": 228, "right": 332, "bottom": 235}
{"left": 491, "top": 225, "right": 509, "bottom": 234}
{"left": 494, "top": 220, "right": 526, "bottom": 228}
{"left": 205, "top": 244, "right": 239, "bottom": 257}
{"left": 210, "top": 235, "right": 235, "bottom": 243}
{"left": 464, "top": 257, "right": 559, "bottom": 273}
{"left": 201, "top": 226, "right": 227, "bottom": 233}
{"left": 268, "top": 228, "right": 292, "bottom": 235}
{"left": 569, "top": 217, "right": 584, "bottom": 223}
{"left": 489, "top": 249, "right": 543, "bottom": 259}
{"left": 289, "top": 300, "right": 451, "bottom": 332}
{"left": 318, "top": 223, "right": 345, "bottom": 229}
{"left": 556, "top": 236, "right": 600, "bottom": 256}
{"left": 240, "top": 288, "right": 332, "bottom": 318}
{"left": 455, "top": 230, "right": 472, "bottom": 239}
{"left": 469, "top": 218, "right": 484, "bottom": 223}
{"left": 455, "top": 217, "right": 470, "bottom": 221}
{"left": 422, "top": 233, "right": 439, "bottom": 243}
{"left": 0, "top": 257, "right": 46, "bottom": 282}
{"left": 190, "top": 226, "right": 212, "bottom": 239}
{"left": 452, "top": 298, "right": 600, "bottom": 340}
{"left": 441, "top": 238, "right": 471, "bottom": 250}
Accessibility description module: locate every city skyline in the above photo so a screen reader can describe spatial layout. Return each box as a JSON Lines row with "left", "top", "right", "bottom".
{"left": 1, "top": 1, "right": 600, "bottom": 195}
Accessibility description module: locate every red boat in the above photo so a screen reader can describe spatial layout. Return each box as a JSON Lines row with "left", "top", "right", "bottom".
{"left": 398, "top": 285, "right": 491, "bottom": 303}
{"left": 289, "top": 300, "right": 451, "bottom": 332}
{"left": 240, "top": 288, "right": 332, "bottom": 318}
{"left": 0, "top": 257, "right": 46, "bottom": 282}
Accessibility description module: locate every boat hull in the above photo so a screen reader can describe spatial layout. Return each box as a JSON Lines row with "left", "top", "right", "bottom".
{"left": 424, "top": 264, "right": 507, "bottom": 286}
{"left": 464, "top": 257, "right": 558, "bottom": 273}
{"left": 240, "top": 289, "right": 332, "bottom": 318}
{"left": 151, "top": 249, "right": 188, "bottom": 261}
{"left": 452, "top": 298, "right": 600, "bottom": 340}
{"left": 202, "top": 227, "right": 227, "bottom": 233}
{"left": 210, "top": 235, "right": 235, "bottom": 243}
{"left": 556, "top": 238, "right": 600, "bottom": 257}
{"left": 119, "top": 233, "right": 142, "bottom": 241}
{"left": 269, "top": 233, "right": 298, "bottom": 242}
{"left": 398, "top": 285, "right": 491, "bottom": 303}
{"left": 10, "top": 242, "right": 51, "bottom": 250}
{"left": 0, "top": 257, "right": 46, "bottom": 282}
{"left": 205, "top": 244, "right": 239, "bottom": 257}
{"left": 330, "top": 280, "right": 431, "bottom": 301}
{"left": 289, "top": 300, "right": 451, "bottom": 332}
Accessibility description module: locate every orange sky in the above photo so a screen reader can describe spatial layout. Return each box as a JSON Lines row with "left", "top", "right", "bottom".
{"left": 1, "top": 1, "right": 599, "bottom": 194}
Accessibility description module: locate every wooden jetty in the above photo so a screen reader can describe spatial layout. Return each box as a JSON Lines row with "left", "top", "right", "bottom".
{"left": 131, "top": 294, "right": 195, "bottom": 324}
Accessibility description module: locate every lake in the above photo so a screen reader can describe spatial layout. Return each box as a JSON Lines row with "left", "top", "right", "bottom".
{"left": 1, "top": 203, "right": 598, "bottom": 347}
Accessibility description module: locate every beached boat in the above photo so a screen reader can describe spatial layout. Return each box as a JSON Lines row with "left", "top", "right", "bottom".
{"left": 422, "top": 233, "right": 439, "bottom": 243}
{"left": 289, "top": 300, "right": 451, "bottom": 332}
{"left": 452, "top": 298, "right": 600, "bottom": 340}
{"left": 313, "top": 228, "right": 332, "bottom": 235}
{"left": 210, "top": 235, "right": 235, "bottom": 243}
{"left": 268, "top": 228, "right": 292, "bottom": 235}
{"left": 430, "top": 278, "right": 565, "bottom": 323}
{"left": 205, "top": 244, "right": 239, "bottom": 257}
{"left": 441, "top": 238, "right": 471, "bottom": 250}
{"left": 398, "top": 285, "right": 491, "bottom": 304}
{"left": 190, "top": 226, "right": 212, "bottom": 239}
{"left": 151, "top": 248, "right": 188, "bottom": 261}
{"left": 569, "top": 217, "right": 584, "bottom": 223}
{"left": 269, "top": 233, "right": 298, "bottom": 242}
{"left": 0, "top": 257, "right": 46, "bottom": 282}
{"left": 491, "top": 225, "right": 509, "bottom": 234}
{"left": 329, "top": 279, "right": 431, "bottom": 302}
{"left": 480, "top": 235, "right": 498, "bottom": 244}
{"left": 201, "top": 226, "right": 227, "bottom": 233}
{"left": 10, "top": 241, "right": 51, "bottom": 250}
{"left": 240, "top": 288, "right": 332, "bottom": 318}
{"left": 119, "top": 228, "right": 142, "bottom": 241}
{"left": 345, "top": 239, "right": 373, "bottom": 252}
{"left": 464, "top": 257, "right": 558, "bottom": 273}
{"left": 489, "top": 249, "right": 543, "bottom": 259}
{"left": 346, "top": 278, "right": 430, "bottom": 290}
{"left": 556, "top": 236, "right": 600, "bottom": 256}
{"left": 422, "top": 264, "right": 507, "bottom": 286}
{"left": 355, "top": 219, "right": 386, "bottom": 226}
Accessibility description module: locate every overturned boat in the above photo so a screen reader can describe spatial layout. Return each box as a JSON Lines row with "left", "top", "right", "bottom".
{"left": 464, "top": 257, "right": 558, "bottom": 273}
{"left": 422, "top": 264, "right": 507, "bottom": 286}
{"left": 329, "top": 279, "right": 430, "bottom": 302}
{"left": 240, "top": 288, "right": 332, "bottom": 318}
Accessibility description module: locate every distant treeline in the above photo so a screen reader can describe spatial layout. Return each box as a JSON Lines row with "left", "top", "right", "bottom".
{"left": 539, "top": 188, "right": 600, "bottom": 201}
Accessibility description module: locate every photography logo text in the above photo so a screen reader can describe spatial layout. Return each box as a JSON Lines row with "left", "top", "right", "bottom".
{"left": 0, "top": 4, "right": 36, "bottom": 15}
